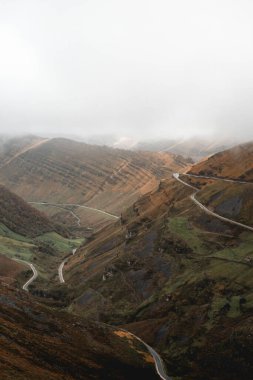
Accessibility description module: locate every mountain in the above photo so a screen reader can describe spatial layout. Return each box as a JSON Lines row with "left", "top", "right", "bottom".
{"left": 59, "top": 147, "right": 253, "bottom": 379}
{"left": 0, "top": 137, "right": 189, "bottom": 231}
{"left": 0, "top": 183, "right": 65, "bottom": 238}
{"left": 134, "top": 137, "right": 237, "bottom": 162}
{"left": 0, "top": 135, "right": 47, "bottom": 168}
{"left": 1, "top": 137, "right": 253, "bottom": 379}
{"left": 188, "top": 141, "right": 253, "bottom": 181}
{"left": 0, "top": 283, "right": 159, "bottom": 380}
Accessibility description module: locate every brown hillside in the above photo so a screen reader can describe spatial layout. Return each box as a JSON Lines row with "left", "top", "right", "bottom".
{"left": 0, "top": 255, "right": 24, "bottom": 284}
{"left": 0, "top": 283, "right": 158, "bottom": 380}
{"left": 0, "top": 135, "right": 46, "bottom": 168}
{"left": 0, "top": 184, "right": 66, "bottom": 237}
{"left": 0, "top": 137, "right": 189, "bottom": 229}
{"left": 189, "top": 141, "right": 253, "bottom": 181}
{"left": 62, "top": 173, "right": 253, "bottom": 380}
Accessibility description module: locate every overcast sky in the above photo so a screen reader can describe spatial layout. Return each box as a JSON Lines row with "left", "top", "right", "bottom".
{"left": 0, "top": 0, "right": 253, "bottom": 141}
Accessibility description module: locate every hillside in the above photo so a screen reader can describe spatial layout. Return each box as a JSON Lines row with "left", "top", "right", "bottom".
{"left": 0, "top": 283, "right": 159, "bottom": 380}
{"left": 60, "top": 166, "right": 253, "bottom": 379}
{"left": 0, "top": 135, "right": 47, "bottom": 168}
{"left": 0, "top": 137, "right": 189, "bottom": 230}
{"left": 0, "top": 254, "right": 24, "bottom": 285}
{"left": 0, "top": 184, "right": 66, "bottom": 238}
{"left": 134, "top": 137, "right": 236, "bottom": 162}
{"left": 0, "top": 185, "right": 84, "bottom": 291}
{"left": 188, "top": 141, "right": 253, "bottom": 181}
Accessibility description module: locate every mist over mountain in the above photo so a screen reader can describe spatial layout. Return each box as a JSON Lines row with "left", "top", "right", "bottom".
{"left": 1, "top": 1, "right": 253, "bottom": 379}
{"left": 1, "top": 0, "right": 253, "bottom": 142}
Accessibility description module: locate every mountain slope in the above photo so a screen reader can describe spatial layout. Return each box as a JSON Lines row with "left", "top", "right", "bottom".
{"left": 0, "top": 135, "right": 47, "bottom": 168}
{"left": 0, "top": 137, "right": 189, "bottom": 232}
{"left": 0, "top": 185, "right": 84, "bottom": 291}
{"left": 188, "top": 141, "right": 253, "bottom": 181}
{"left": 0, "top": 283, "right": 158, "bottom": 380}
{"left": 61, "top": 165, "right": 253, "bottom": 379}
{"left": 0, "top": 184, "right": 66, "bottom": 238}
{"left": 134, "top": 137, "right": 236, "bottom": 162}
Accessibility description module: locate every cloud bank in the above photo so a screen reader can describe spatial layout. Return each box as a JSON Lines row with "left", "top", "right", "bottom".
{"left": 0, "top": 0, "right": 253, "bottom": 140}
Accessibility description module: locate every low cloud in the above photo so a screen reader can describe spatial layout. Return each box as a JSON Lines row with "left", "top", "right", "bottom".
{"left": 0, "top": 0, "right": 253, "bottom": 141}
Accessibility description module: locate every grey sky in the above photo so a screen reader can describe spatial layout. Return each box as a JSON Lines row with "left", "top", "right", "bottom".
{"left": 0, "top": 0, "right": 253, "bottom": 140}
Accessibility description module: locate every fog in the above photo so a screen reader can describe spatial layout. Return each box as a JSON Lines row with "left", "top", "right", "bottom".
{"left": 0, "top": 0, "right": 253, "bottom": 141}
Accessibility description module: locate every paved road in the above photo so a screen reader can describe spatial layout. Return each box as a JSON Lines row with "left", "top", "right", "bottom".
{"left": 29, "top": 201, "right": 119, "bottom": 220}
{"left": 185, "top": 172, "right": 251, "bottom": 185}
{"left": 58, "top": 248, "right": 77, "bottom": 284}
{"left": 58, "top": 259, "right": 67, "bottom": 283}
{"left": 173, "top": 173, "right": 253, "bottom": 232}
{"left": 14, "top": 259, "right": 38, "bottom": 291}
{"left": 60, "top": 252, "right": 171, "bottom": 378}
{"left": 120, "top": 328, "right": 171, "bottom": 380}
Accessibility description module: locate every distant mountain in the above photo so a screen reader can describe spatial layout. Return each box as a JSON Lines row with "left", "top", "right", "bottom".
{"left": 134, "top": 137, "right": 238, "bottom": 162}
{"left": 0, "top": 137, "right": 190, "bottom": 230}
{"left": 62, "top": 134, "right": 238, "bottom": 162}
{"left": 0, "top": 134, "right": 47, "bottom": 168}
{"left": 188, "top": 141, "right": 253, "bottom": 180}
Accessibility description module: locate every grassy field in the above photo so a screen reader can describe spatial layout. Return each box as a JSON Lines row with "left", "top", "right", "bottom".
{"left": 35, "top": 232, "right": 84, "bottom": 253}
{"left": 168, "top": 217, "right": 206, "bottom": 254}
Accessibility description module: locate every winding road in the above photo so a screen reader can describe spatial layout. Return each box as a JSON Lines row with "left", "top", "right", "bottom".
{"left": 14, "top": 259, "right": 38, "bottom": 291}
{"left": 173, "top": 173, "right": 253, "bottom": 232}
{"left": 58, "top": 250, "right": 171, "bottom": 379}
{"left": 29, "top": 201, "right": 119, "bottom": 220}
{"left": 58, "top": 259, "right": 67, "bottom": 283}
{"left": 184, "top": 172, "right": 251, "bottom": 184}
{"left": 58, "top": 248, "right": 77, "bottom": 283}
{"left": 122, "top": 329, "right": 171, "bottom": 380}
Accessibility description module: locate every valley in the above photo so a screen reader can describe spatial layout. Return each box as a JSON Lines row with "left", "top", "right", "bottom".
{"left": 0, "top": 137, "right": 189, "bottom": 232}
{"left": 0, "top": 137, "right": 253, "bottom": 379}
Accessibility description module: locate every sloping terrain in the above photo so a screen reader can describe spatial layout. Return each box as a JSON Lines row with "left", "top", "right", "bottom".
{"left": 0, "top": 137, "right": 189, "bottom": 230}
{"left": 0, "top": 283, "right": 158, "bottom": 380}
{"left": 0, "top": 254, "right": 24, "bottom": 285}
{"left": 0, "top": 185, "right": 84, "bottom": 290}
{"left": 134, "top": 137, "right": 236, "bottom": 162}
{"left": 0, "top": 184, "right": 66, "bottom": 238}
{"left": 0, "top": 135, "right": 46, "bottom": 168}
{"left": 60, "top": 168, "right": 253, "bottom": 379}
{"left": 189, "top": 141, "right": 253, "bottom": 181}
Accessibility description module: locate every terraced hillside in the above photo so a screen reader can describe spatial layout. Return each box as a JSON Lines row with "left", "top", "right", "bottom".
{"left": 0, "top": 283, "right": 159, "bottom": 380}
{"left": 0, "top": 135, "right": 46, "bottom": 168}
{"left": 189, "top": 141, "right": 253, "bottom": 181}
{"left": 60, "top": 162, "right": 253, "bottom": 379}
{"left": 0, "top": 137, "right": 189, "bottom": 230}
